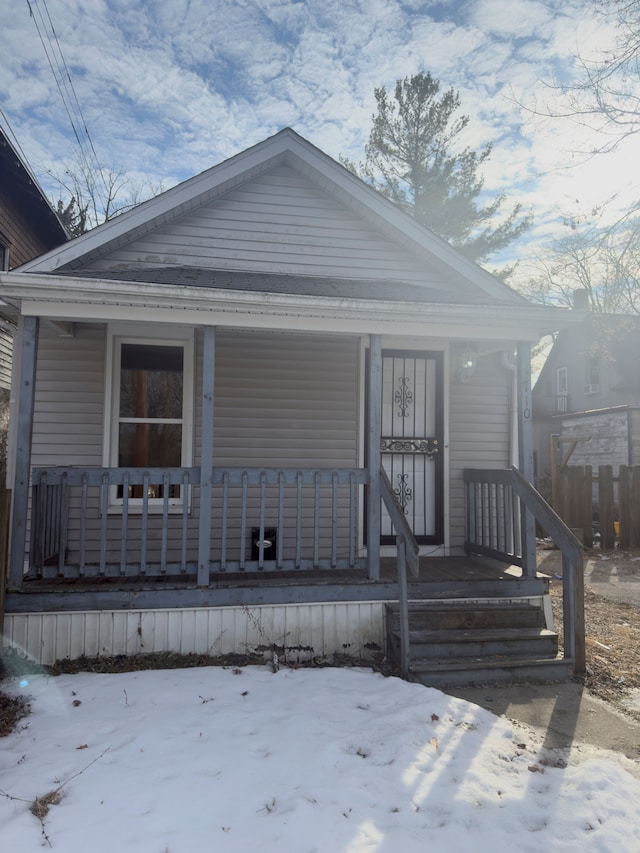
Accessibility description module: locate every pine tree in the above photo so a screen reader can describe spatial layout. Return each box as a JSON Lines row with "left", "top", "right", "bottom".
{"left": 345, "top": 73, "right": 531, "bottom": 268}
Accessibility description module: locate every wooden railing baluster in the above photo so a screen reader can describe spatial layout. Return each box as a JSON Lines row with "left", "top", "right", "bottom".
{"left": 26, "top": 466, "right": 368, "bottom": 580}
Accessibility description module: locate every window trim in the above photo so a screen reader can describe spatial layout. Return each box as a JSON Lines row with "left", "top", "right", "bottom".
{"left": 556, "top": 366, "right": 568, "bottom": 396}
{"left": 103, "top": 324, "right": 194, "bottom": 511}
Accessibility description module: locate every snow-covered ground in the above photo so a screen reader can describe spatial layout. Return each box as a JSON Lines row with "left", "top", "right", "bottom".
{"left": 1, "top": 665, "right": 639, "bottom": 852}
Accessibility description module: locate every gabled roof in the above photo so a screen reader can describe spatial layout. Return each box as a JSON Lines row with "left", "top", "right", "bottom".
{"left": 534, "top": 313, "right": 640, "bottom": 392}
{"left": 0, "top": 127, "right": 68, "bottom": 252}
{"left": 19, "top": 128, "right": 525, "bottom": 306}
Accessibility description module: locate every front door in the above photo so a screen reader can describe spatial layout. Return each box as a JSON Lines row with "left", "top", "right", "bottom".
{"left": 380, "top": 350, "right": 444, "bottom": 545}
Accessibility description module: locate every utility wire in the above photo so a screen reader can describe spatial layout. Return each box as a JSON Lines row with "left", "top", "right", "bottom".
{"left": 40, "top": 0, "right": 104, "bottom": 171}
{"left": 0, "top": 109, "right": 31, "bottom": 164}
{"left": 26, "top": 0, "right": 109, "bottom": 214}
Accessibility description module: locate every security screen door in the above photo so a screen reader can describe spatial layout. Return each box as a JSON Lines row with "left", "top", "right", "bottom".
{"left": 380, "top": 350, "right": 444, "bottom": 545}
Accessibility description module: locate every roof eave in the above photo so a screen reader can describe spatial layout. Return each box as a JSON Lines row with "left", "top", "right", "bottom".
{"left": 0, "top": 270, "right": 585, "bottom": 341}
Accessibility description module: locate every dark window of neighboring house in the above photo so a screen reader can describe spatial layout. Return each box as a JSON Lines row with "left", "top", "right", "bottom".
{"left": 555, "top": 367, "right": 568, "bottom": 412}
{"left": 0, "top": 242, "right": 8, "bottom": 271}
{"left": 556, "top": 366, "right": 568, "bottom": 395}
{"left": 585, "top": 355, "right": 600, "bottom": 393}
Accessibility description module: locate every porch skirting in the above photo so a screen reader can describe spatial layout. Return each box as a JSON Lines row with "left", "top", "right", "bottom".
{"left": 2, "top": 601, "right": 386, "bottom": 667}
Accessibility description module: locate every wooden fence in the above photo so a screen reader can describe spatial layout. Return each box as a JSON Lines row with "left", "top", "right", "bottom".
{"left": 556, "top": 465, "right": 640, "bottom": 549}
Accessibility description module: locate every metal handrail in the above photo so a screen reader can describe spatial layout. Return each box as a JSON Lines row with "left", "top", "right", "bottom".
{"left": 380, "top": 466, "right": 419, "bottom": 676}
{"left": 509, "top": 466, "right": 585, "bottom": 672}
{"left": 464, "top": 466, "right": 585, "bottom": 673}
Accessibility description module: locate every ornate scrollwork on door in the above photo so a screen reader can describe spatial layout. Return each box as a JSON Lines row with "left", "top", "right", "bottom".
{"left": 380, "top": 436, "right": 439, "bottom": 459}
{"left": 394, "top": 377, "right": 413, "bottom": 417}
{"left": 394, "top": 473, "right": 412, "bottom": 512}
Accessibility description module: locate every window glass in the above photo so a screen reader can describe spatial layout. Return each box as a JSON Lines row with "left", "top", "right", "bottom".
{"left": 556, "top": 367, "right": 568, "bottom": 395}
{"left": 587, "top": 355, "right": 600, "bottom": 386}
{"left": 112, "top": 338, "right": 190, "bottom": 504}
{"left": 119, "top": 344, "right": 183, "bottom": 419}
{"left": 118, "top": 424, "right": 182, "bottom": 468}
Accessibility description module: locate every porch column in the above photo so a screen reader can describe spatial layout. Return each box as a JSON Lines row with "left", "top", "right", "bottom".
{"left": 8, "top": 316, "right": 39, "bottom": 589}
{"left": 517, "top": 341, "right": 537, "bottom": 577}
{"left": 197, "top": 325, "right": 215, "bottom": 587}
{"left": 367, "top": 334, "right": 382, "bottom": 580}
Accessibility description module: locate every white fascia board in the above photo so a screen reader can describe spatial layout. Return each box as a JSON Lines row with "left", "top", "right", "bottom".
{"left": 22, "top": 299, "right": 550, "bottom": 341}
{"left": 7, "top": 272, "right": 581, "bottom": 342}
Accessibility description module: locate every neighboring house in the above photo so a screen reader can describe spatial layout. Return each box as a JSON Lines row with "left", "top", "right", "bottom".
{"left": 0, "top": 129, "right": 582, "bottom": 684}
{"left": 0, "top": 128, "right": 68, "bottom": 464}
{"left": 532, "top": 313, "right": 640, "bottom": 484}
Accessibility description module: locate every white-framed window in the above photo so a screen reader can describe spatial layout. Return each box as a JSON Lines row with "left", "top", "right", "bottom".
{"left": 556, "top": 366, "right": 568, "bottom": 396}
{"left": 104, "top": 326, "right": 194, "bottom": 509}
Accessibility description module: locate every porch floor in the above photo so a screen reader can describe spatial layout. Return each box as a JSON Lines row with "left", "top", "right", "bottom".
{"left": 7, "top": 555, "right": 549, "bottom": 613}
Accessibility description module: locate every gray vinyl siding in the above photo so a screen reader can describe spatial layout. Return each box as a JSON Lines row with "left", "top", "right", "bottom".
{"left": 32, "top": 324, "right": 105, "bottom": 467}
{"left": 28, "top": 325, "right": 359, "bottom": 568}
{"left": 449, "top": 355, "right": 511, "bottom": 549}
{"left": 209, "top": 330, "right": 360, "bottom": 561}
{"left": 213, "top": 330, "right": 358, "bottom": 467}
{"left": 31, "top": 324, "right": 196, "bottom": 568}
{"left": 84, "top": 165, "right": 435, "bottom": 284}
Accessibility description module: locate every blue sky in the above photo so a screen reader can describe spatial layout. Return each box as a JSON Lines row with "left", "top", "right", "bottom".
{"left": 1, "top": 0, "right": 638, "bottom": 271}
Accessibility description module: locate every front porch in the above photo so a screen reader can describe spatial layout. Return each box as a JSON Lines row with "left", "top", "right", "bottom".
{"left": 3, "top": 464, "right": 581, "bottom": 687}
{"left": 7, "top": 552, "right": 545, "bottom": 609}
{"left": 4, "top": 550, "right": 554, "bottom": 672}
{"left": 2, "top": 315, "right": 582, "bottom": 685}
{"left": 9, "top": 453, "right": 543, "bottom": 603}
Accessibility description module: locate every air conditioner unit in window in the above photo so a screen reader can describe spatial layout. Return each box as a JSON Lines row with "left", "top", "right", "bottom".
{"left": 584, "top": 384, "right": 600, "bottom": 394}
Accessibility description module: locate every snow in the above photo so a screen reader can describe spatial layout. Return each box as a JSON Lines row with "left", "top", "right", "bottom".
{"left": 2, "top": 665, "right": 639, "bottom": 852}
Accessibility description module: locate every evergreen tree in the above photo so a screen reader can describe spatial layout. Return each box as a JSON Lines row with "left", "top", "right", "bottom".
{"left": 345, "top": 73, "right": 531, "bottom": 268}
{"left": 56, "top": 197, "right": 88, "bottom": 238}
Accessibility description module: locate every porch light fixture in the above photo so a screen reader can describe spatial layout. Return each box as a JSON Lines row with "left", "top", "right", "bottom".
{"left": 456, "top": 347, "right": 477, "bottom": 384}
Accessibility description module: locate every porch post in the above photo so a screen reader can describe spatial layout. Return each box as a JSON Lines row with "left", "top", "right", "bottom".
{"left": 517, "top": 341, "right": 537, "bottom": 577}
{"left": 8, "top": 316, "right": 39, "bottom": 589}
{"left": 197, "top": 325, "right": 215, "bottom": 587}
{"left": 367, "top": 335, "right": 382, "bottom": 580}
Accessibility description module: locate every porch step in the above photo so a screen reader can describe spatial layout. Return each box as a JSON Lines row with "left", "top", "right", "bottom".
{"left": 386, "top": 598, "right": 564, "bottom": 687}
{"left": 406, "top": 627, "right": 558, "bottom": 660}
{"left": 387, "top": 601, "right": 546, "bottom": 631}
{"left": 409, "top": 657, "right": 575, "bottom": 688}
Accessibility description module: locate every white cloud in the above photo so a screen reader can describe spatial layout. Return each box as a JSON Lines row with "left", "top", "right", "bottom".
{"left": 1, "top": 0, "right": 636, "bottom": 275}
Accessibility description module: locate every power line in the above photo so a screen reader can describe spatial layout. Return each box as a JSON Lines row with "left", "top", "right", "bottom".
{"left": 26, "top": 0, "right": 109, "bottom": 212}
{"left": 39, "top": 0, "right": 103, "bottom": 170}
{"left": 0, "top": 109, "right": 31, "bottom": 164}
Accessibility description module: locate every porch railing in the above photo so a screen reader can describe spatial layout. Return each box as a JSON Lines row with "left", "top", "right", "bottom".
{"left": 464, "top": 469, "right": 523, "bottom": 566}
{"left": 380, "top": 466, "right": 419, "bottom": 676}
{"left": 28, "top": 466, "right": 368, "bottom": 579}
{"left": 465, "top": 467, "right": 585, "bottom": 673}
